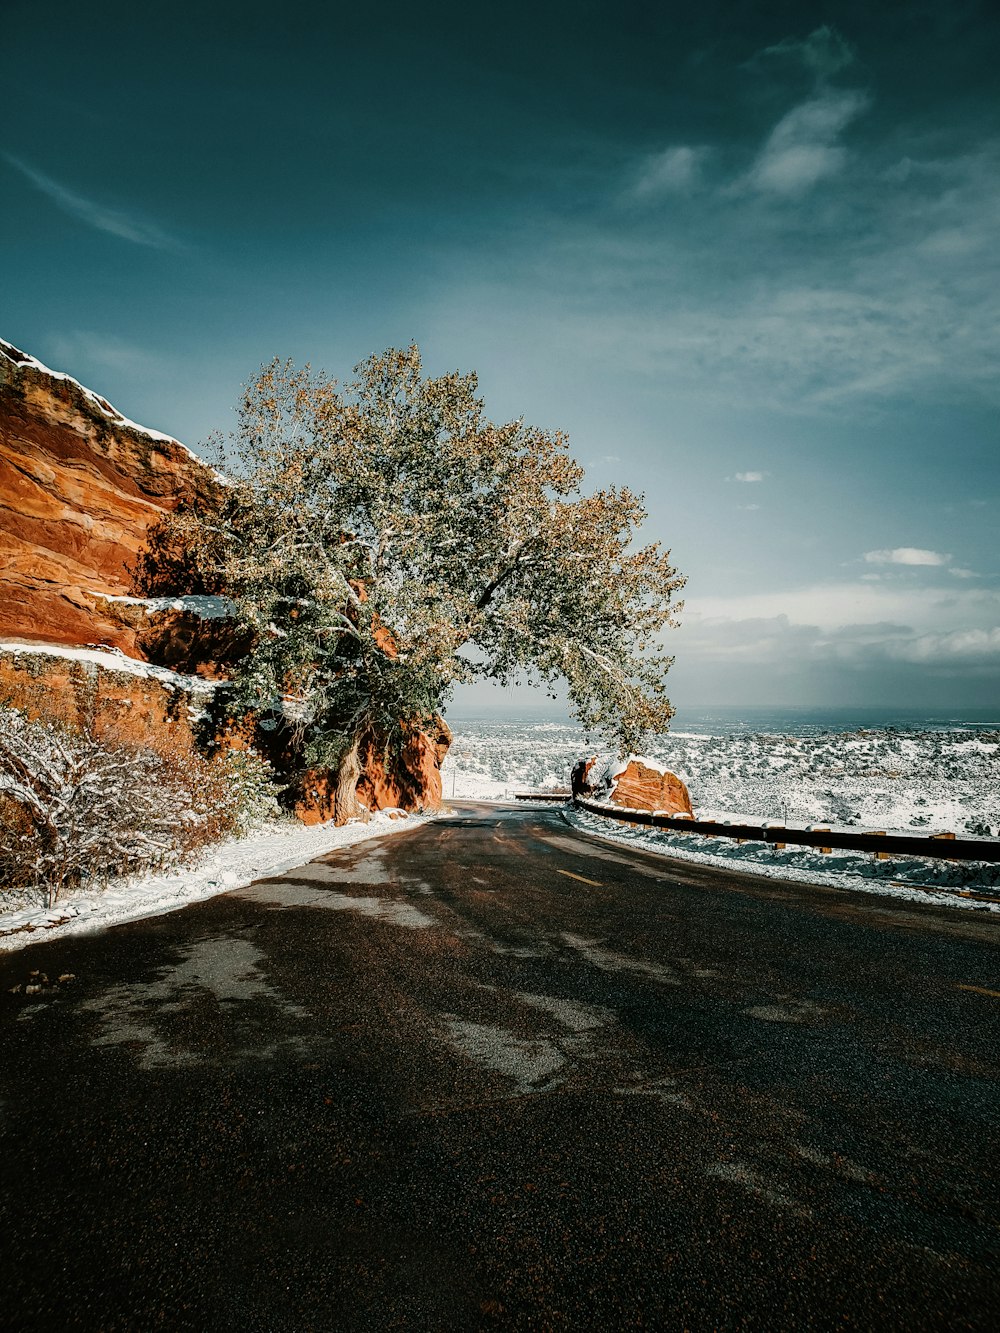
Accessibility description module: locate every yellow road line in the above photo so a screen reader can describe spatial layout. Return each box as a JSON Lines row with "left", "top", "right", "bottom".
{"left": 556, "top": 869, "right": 603, "bottom": 888}
{"left": 957, "top": 984, "right": 1000, "bottom": 999}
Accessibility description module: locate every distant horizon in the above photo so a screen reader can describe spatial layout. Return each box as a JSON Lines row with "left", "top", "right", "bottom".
{"left": 443, "top": 700, "right": 1000, "bottom": 725}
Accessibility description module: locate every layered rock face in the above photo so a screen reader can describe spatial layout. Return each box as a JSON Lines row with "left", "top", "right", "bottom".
{"left": 0, "top": 338, "right": 222, "bottom": 660}
{"left": 293, "top": 718, "right": 453, "bottom": 825}
{"left": 573, "top": 755, "right": 693, "bottom": 816}
{"left": 609, "top": 759, "right": 693, "bottom": 816}
{"left": 0, "top": 338, "right": 449, "bottom": 820}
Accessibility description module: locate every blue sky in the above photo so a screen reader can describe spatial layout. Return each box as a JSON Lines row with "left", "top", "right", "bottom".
{"left": 3, "top": 1, "right": 998, "bottom": 710}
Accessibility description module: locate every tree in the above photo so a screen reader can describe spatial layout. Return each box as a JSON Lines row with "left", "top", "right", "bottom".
{"left": 138, "top": 345, "right": 685, "bottom": 822}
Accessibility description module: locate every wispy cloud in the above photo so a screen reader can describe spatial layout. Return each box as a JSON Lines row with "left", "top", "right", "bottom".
{"left": 628, "top": 145, "right": 706, "bottom": 200}
{"left": 753, "top": 26, "right": 856, "bottom": 81}
{"left": 732, "top": 470, "right": 765, "bottom": 483}
{"left": 3, "top": 153, "right": 182, "bottom": 251}
{"left": 864, "top": 547, "right": 949, "bottom": 567}
{"left": 740, "top": 89, "right": 869, "bottom": 196}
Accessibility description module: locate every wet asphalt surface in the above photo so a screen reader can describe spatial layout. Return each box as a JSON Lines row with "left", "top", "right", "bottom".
{"left": 2, "top": 803, "right": 1000, "bottom": 1332}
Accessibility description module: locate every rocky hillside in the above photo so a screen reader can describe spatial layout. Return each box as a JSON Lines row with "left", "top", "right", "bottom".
{"left": 0, "top": 338, "right": 448, "bottom": 819}
{"left": 0, "top": 338, "right": 224, "bottom": 659}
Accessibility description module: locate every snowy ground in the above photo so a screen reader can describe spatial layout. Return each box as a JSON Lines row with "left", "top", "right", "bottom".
{"left": 562, "top": 805, "right": 1000, "bottom": 910}
{"left": 443, "top": 717, "right": 1000, "bottom": 907}
{"left": 442, "top": 718, "right": 1000, "bottom": 835}
{"left": 0, "top": 811, "right": 426, "bottom": 953}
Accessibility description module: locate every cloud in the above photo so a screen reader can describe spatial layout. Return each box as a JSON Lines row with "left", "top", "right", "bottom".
{"left": 674, "top": 600, "right": 1000, "bottom": 676}
{"left": 755, "top": 26, "right": 855, "bottom": 81}
{"left": 732, "top": 470, "right": 764, "bottom": 482}
{"left": 685, "top": 580, "right": 1000, "bottom": 637}
{"left": 3, "top": 153, "right": 182, "bottom": 250}
{"left": 885, "top": 627, "right": 1000, "bottom": 664}
{"left": 864, "top": 547, "right": 949, "bottom": 567}
{"left": 629, "top": 146, "right": 706, "bottom": 200}
{"left": 741, "top": 89, "right": 869, "bottom": 196}
{"left": 949, "top": 567, "right": 978, "bottom": 579}
{"left": 736, "top": 503, "right": 761, "bottom": 511}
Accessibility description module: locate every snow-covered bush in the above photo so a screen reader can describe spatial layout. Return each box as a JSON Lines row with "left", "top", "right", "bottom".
{"left": 0, "top": 707, "right": 280, "bottom": 907}
{"left": 213, "top": 747, "right": 283, "bottom": 831}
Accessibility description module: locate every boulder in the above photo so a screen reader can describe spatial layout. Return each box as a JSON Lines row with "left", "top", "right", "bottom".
{"left": 609, "top": 758, "right": 693, "bottom": 816}
{"left": 0, "top": 644, "right": 209, "bottom": 754}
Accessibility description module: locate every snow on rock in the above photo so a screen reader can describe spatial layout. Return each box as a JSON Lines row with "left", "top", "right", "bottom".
{"left": 0, "top": 639, "right": 217, "bottom": 697}
{"left": 606, "top": 755, "right": 693, "bottom": 815}
{"left": 94, "top": 593, "right": 237, "bottom": 621}
{"left": 0, "top": 336, "right": 224, "bottom": 658}
{"left": 0, "top": 337, "right": 208, "bottom": 460}
{"left": 0, "top": 809, "right": 427, "bottom": 953}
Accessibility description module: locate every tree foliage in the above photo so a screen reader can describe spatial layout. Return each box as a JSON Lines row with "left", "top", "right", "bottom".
{"left": 138, "top": 345, "right": 685, "bottom": 814}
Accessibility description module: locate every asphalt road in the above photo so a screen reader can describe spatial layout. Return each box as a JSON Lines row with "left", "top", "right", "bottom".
{"left": 2, "top": 802, "right": 999, "bottom": 1331}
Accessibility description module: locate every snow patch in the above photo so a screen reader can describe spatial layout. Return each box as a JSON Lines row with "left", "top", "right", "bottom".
{"left": 0, "top": 810, "right": 426, "bottom": 952}
{"left": 94, "top": 593, "right": 237, "bottom": 621}
{"left": 0, "top": 640, "right": 218, "bottom": 695}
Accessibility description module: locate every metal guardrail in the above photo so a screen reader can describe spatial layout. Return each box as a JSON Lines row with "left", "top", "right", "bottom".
{"left": 513, "top": 791, "right": 571, "bottom": 802}
{"left": 572, "top": 796, "right": 1000, "bottom": 864}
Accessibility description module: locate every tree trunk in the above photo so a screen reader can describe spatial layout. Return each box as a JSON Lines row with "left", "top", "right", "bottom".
{"left": 332, "top": 735, "right": 365, "bottom": 826}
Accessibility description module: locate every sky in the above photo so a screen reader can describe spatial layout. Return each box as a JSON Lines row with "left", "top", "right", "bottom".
{"left": 3, "top": 0, "right": 999, "bottom": 714}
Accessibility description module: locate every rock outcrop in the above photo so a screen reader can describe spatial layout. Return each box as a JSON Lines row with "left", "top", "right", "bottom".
{"left": 0, "top": 338, "right": 222, "bottom": 659}
{"left": 293, "top": 718, "right": 452, "bottom": 824}
{"left": 573, "top": 754, "right": 693, "bottom": 816}
{"left": 0, "top": 644, "right": 210, "bottom": 754}
{"left": 609, "top": 758, "right": 693, "bottom": 815}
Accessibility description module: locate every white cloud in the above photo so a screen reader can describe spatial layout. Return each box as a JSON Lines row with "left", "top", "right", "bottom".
{"left": 741, "top": 90, "right": 869, "bottom": 197}
{"left": 732, "top": 470, "right": 764, "bottom": 482}
{"left": 672, "top": 589, "right": 1000, "bottom": 676}
{"left": 949, "top": 567, "right": 978, "bottom": 579}
{"left": 629, "top": 145, "right": 706, "bottom": 200}
{"left": 736, "top": 503, "right": 761, "bottom": 511}
{"left": 684, "top": 581, "right": 1000, "bottom": 637}
{"left": 885, "top": 627, "right": 1000, "bottom": 664}
{"left": 755, "top": 26, "right": 855, "bottom": 80}
{"left": 3, "top": 153, "right": 182, "bottom": 250}
{"left": 863, "top": 547, "right": 949, "bottom": 567}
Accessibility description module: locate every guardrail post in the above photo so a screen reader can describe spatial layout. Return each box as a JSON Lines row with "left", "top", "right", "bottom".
{"left": 812, "top": 827, "right": 832, "bottom": 854}
{"left": 871, "top": 832, "right": 888, "bottom": 861}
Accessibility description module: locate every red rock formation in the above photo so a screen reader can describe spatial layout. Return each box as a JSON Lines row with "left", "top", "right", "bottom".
{"left": 609, "top": 758, "right": 693, "bottom": 816}
{"left": 0, "top": 337, "right": 221, "bottom": 657}
{"left": 295, "top": 717, "right": 452, "bottom": 824}
{"left": 0, "top": 646, "right": 205, "bottom": 754}
{"left": 571, "top": 756, "right": 602, "bottom": 797}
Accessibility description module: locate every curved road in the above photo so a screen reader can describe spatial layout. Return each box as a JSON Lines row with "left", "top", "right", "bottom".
{"left": 2, "top": 802, "right": 999, "bottom": 1330}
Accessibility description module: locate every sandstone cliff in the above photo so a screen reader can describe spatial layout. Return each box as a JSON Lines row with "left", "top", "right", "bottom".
{"left": 0, "top": 337, "right": 223, "bottom": 661}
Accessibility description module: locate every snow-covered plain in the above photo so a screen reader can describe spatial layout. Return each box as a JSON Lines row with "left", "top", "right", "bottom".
{"left": 442, "top": 717, "right": 1000, "bottom": 834}
{"left": 443, "top": 716, "right": 1000, "bottom": 905}
{"left": 0, "top": 811, "right": 425, "bottom": 953}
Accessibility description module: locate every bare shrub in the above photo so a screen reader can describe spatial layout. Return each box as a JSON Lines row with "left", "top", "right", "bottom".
{"left": 0, "top": 706, "right": 279, "bottom": 908}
